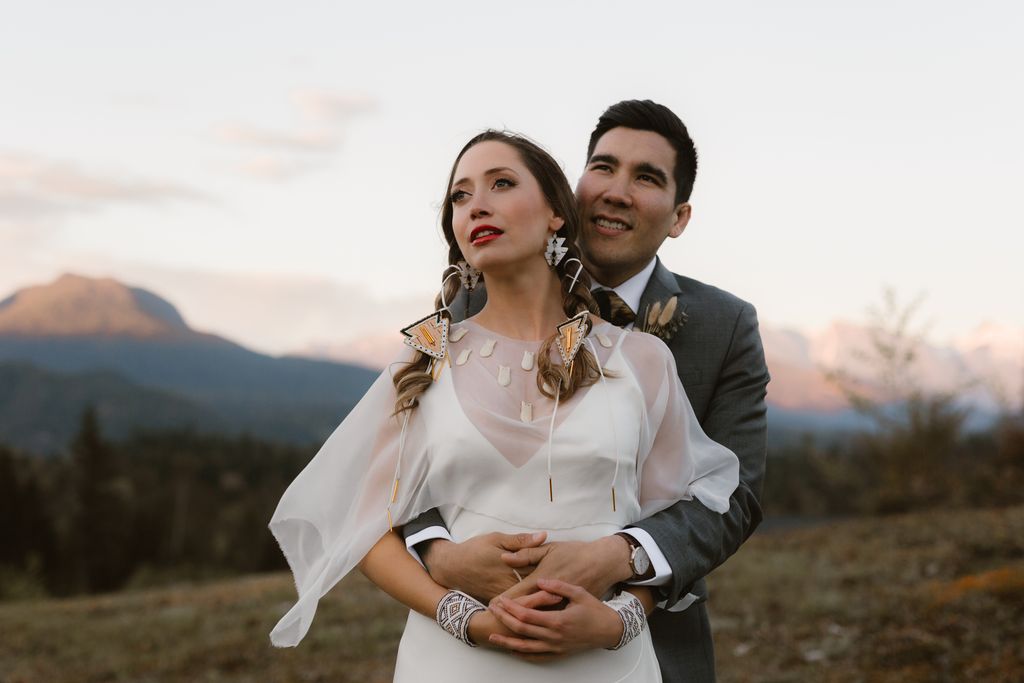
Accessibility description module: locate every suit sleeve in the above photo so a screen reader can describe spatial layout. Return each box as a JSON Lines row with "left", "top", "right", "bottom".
{"left": 401, "top": 508, "right": 448, "bottom": 542}
{"left": 629, "top": 301, "right": 769, "bottom": 606}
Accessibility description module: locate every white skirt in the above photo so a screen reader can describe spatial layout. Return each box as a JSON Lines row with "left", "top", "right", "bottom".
{"left": 393, "top": 609, "right": 661, "bottom": 682}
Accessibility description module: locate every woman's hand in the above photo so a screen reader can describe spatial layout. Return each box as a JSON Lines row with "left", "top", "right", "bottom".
{"left": 486, "top": 579, "right": 628, "bottom": 659}
{"left": 466, "top": 609, "right": 509, "bottom": 649}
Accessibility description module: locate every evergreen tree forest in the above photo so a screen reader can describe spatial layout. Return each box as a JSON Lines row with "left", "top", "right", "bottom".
{"left": 1, "top": 398, "right": 1022, "bottom": 601}
{"left": 0, "top": 411, "right": 311, "bottom": 600}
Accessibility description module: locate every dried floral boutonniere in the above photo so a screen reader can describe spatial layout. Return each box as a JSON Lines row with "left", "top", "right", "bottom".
{"left": 639, "top": 295, "right": 687, "bottom": 342}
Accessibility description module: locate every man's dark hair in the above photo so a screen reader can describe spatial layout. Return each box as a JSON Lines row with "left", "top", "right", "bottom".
{"left": 586, "top": 99, "right": 698, "bottom": 204}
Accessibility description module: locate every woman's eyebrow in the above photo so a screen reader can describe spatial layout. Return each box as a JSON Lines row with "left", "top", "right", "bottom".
{"left": 453, "top": 167, "right": 518, "bottom": 186}
{"left": 483, "top": 166, "right": 517, "bottom": 177}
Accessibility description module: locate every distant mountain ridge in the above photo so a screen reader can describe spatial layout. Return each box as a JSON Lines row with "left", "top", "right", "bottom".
{"left": 761, "top": 320, "right": 1024, "bottom": 416}
{"left": 0, "top": 274, "right": 379, "bottom": 452}
{"left": 0, "top": 273, "right": 197, "bottom": 338}
{"left": 1, "top": 273, "right": 1019, "bottom": 453}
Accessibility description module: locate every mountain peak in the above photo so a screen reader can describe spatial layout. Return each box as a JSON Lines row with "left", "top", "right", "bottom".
{"left": 0, "top": 273, "right": 191, "bottom": 338}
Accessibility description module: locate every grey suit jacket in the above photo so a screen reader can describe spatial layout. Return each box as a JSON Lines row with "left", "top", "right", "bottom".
{"left": 630, "top": 260, "right": 768, "bottom": 605}
{"left": 402, "top": 258, "right": 769, "bottom": 680}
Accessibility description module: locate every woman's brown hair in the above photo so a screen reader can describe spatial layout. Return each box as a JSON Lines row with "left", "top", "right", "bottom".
{"left": 394, "top": 131, "right": 602, "bottom": 414}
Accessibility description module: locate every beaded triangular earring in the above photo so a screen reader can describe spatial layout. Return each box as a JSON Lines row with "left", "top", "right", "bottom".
{"left": 556, "top": 311, "right": 589, "bottom": 369}
{"left": 399, "top": 265, "right": 466, "bottom": 379}
{"left": 545, "top": 235, "right": 568, "bottom": 266}
{"left": 401, "top": 311, "right": 450, "bottom": 361}
{"left": 456, "top": 260, "right": 481, "bottom": 292}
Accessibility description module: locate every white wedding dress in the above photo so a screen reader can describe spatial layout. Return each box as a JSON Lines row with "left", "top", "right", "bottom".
{"left": 269, "top": 319, "right": 738, "bottom": 682}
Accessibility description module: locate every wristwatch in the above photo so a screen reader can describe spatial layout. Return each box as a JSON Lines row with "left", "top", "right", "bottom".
{"left": 615, "top": 532, "right": 652, "bottom": 580}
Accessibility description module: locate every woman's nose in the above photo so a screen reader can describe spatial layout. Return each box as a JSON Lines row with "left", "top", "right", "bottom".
{"left": 470, "top": 201, "right": 492, "bottom": 221}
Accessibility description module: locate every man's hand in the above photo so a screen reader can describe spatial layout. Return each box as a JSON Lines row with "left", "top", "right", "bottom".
{"left": 497, "top": 535, "right": 634, "bottom": 603}
{"left": 421, "top": 531, "right": 547, "bottom": 603}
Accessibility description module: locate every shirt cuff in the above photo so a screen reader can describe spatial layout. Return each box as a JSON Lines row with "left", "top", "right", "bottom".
{"left": 619, "top": 528, "right": 672, "bottom": 587}
{"left": 659, "top": 592, "right": 700, "bottom": 613}
{"left": 404, "top": 525, "right": 453, "bottom": 567}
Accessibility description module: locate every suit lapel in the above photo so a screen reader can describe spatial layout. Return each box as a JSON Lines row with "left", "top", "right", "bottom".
{"left": 637, "top": 257, "right": 684, "bottom": 327}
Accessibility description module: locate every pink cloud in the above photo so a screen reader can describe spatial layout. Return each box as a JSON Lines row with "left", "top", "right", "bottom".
{"left": 212, "top": 88, "right": 376, "bottom": 182}
{"left": 213, "top": 123, "right": 338, "bottom": 153}
{"left": 227, "top": 155, "right": 329, "bottom": 181}
{"left": 291, "top": 89, "right": 376, "bottom": 123}
{"left": 0, "top": 151, "right": 210, "bottom": 218}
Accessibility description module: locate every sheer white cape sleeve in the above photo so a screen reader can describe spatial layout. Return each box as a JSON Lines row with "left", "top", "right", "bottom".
{"left": 268, "top": 347, "right": 432, "bottom": 648}
{"left": 618, "top": 332, "right": 739, "bottom": 518}
{"left": 267, "top": 329, "right": 739, "bottom": 648}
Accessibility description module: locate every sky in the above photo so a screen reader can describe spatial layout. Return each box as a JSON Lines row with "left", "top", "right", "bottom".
{"left": 2, "top": 0, "right": 1022, "bottom": 357}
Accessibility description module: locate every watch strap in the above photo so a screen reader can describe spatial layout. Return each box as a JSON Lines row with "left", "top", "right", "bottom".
{"left": 615, "top": 532, "right": 653, "bottom": 580}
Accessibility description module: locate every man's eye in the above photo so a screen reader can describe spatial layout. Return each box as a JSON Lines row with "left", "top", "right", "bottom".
{"left": 638, "top": 174, "right": 657, "bottom": 183}
{"left": 450, "top": 189, "right": 469, "bottom": 203}
{"left": 590, "top": 164, "right": 612, "bottom": 173}
{"left": 493, "top": 178, "right": 516, "bottom": 189}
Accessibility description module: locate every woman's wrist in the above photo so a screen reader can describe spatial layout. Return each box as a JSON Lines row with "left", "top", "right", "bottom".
{"left": 467, "top": 609, "right": 498, "bottom": 648}
{"left": 602, "top": 592, "right": 648, "bottom": 650}
{"left": 435, "top": 589, "right": 486, "bottom": 647}
{"left": 628, "top": 586, "right": 656, "bottom": 615}
{"left": 598, "top": 602, "right": 626, "bottom": 649}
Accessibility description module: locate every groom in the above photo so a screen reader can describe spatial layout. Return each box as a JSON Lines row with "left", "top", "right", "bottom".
{"left": 404, "top": 100, "right": 769, "bottom": 682}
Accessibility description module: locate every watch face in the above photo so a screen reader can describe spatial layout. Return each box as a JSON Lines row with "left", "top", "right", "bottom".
{"left": 632, "top": 547, "right": 651, "bottom": 576}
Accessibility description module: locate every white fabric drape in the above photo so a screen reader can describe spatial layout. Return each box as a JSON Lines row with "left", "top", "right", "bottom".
{"left": 269, "top": 321, "right": 738, "bottom": 648}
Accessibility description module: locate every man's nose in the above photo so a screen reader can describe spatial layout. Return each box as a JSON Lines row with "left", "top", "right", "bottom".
{"left": 601, "top": 175, "right": 632, "bottom": 207}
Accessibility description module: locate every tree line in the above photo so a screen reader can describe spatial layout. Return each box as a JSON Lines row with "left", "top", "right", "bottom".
{"left": 2, "top": 398, "right": 1022, "bottom": 601}
{"left": 0, "top": 408, "right": 309, "bottom": 599}
{"left": 762, "top": 406, "right": 1024, "bottom": 517}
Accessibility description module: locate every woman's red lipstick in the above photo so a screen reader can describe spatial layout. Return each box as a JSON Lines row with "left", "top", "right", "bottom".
{"left": 470, "top": 225, "right": 504, "bottom": 245}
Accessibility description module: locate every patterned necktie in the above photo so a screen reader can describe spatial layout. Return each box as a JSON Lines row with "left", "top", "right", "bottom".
{"left": 592, "top": 289, "right": 636, "bottom": 328}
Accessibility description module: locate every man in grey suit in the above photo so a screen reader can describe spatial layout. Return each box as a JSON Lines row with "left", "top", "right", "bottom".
{"left": 402, "top": 100, "right": 769, "bottom": 682}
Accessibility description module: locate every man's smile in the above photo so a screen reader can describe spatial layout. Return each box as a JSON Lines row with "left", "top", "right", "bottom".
{"left": 592, "top": 215, "right": 633, "bottom": 236}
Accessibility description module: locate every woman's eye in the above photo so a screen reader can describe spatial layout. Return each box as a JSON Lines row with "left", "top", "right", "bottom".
{"left": 493, "top": 177, "right": 516, "bottom": 189}
{"left": 450, "top": 189, "right": 469, "bottom": 203}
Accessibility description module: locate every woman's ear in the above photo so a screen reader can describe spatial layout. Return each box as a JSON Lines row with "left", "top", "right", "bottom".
{"left": 549, "top": 215, "right": 565, "bottom": 232}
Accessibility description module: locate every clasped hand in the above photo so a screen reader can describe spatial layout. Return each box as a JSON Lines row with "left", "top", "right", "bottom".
{"left": 423, "top": 532, "right": 635, "bottom": 659}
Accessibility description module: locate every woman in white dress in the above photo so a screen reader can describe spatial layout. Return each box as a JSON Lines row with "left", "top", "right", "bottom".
{"left": 269, "top": 131, "right": 738, "bottom": 681}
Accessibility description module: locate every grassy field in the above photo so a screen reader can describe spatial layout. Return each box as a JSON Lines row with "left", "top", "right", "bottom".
{"left": 2, "top": 505, "right": 1022, "bottom": 683}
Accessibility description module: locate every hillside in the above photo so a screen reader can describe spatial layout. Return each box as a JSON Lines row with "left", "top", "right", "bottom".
{"left": 1, "top": 505, "right": 1021, "bottom": 682}
{"left": 0, "top": 275, "right": 379, "bottom": 448}
{"left": 0, "top": 274, "right": 192, "bottom": 338}
{"left": 1, "top": 273, "right": 1018, "bottom": 449}
{"left": 0, "top": 362, "right": 223, "bottom": 453}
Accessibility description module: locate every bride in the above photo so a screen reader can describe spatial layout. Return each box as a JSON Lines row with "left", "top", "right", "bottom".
{"left": 268, "top": 131, "right": 738, "bottom": 681}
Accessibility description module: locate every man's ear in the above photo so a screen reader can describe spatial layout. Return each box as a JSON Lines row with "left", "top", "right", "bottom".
{"left": 668, "top": 203, "right": 691, "bottom": 239}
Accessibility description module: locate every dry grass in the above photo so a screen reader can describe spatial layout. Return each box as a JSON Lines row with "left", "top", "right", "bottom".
{"left": 710, "top": 504, "right": 1024, "bottom": 682}
{"left": 0, "top": 573, "right": 406, "bottom": 683}
{"left": 2, "top": 505, "right": 1022, "bottom": 682}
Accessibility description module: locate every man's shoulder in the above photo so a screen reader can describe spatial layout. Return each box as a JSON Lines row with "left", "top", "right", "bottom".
{"left": 667, "top": 271, "right": 754, "bottom": 317}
